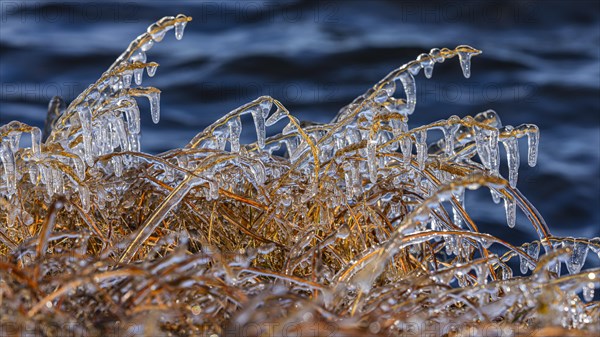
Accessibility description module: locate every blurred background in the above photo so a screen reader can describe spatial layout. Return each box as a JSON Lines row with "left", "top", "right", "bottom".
{"left": 1, "top": 1, "right": 599, "bottom": 244}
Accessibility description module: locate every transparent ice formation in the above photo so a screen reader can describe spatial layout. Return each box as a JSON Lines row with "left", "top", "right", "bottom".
{"left": 0, "top": 14, "right": 598, "bottom": 337}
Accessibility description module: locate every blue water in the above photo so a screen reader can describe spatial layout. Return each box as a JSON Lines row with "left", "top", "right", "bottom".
{"left": 1, "top": 1, "right": 599, "bottom": 243}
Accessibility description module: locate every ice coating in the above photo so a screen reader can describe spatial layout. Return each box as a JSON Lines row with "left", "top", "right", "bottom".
{"left": 0, "top": 15, "right": 598, "bottom": 337}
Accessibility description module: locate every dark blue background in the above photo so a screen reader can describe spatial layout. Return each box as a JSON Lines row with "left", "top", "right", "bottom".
{"left": 1, "top": 1, "right": 599, "bottom": 245}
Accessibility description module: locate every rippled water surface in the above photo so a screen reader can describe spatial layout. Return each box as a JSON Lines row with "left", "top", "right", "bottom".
{"left": 0, "top": 1, "right": 598, "bottom": 241}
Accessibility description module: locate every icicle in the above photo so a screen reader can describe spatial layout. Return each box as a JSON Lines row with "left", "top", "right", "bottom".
{"left": 112, "top": 156, "right": 123, "bottom": 177}
{"left": 228, "top": 117, "right": 242, "bottom": 152}
{"left": 163, "top": 163, "right": 174, "bottom": 182}
{"left": 6, "top": 132, "right": 20, "bottom": 153}
{"left": 29, "top": 164, "right": 38, "bottom": 184}
{"left": 567, "top": 241, "right": 589, "bottom": 275}
{"left": 456, "top": 45, "right": 478, "bottom": 78}
{"left": 489, "top": 129, "right": 500, "bottom": 176}
{"left": 519, "top": 253, "right": 528, "bottom": 274}
{"left": 71, "top": 156, "right": 85, "bottom": 181}
{"left": 259, "top": 100, "right": 272, "bottom": 118}
{"left": 377, "top": 81, "right": 396, "bottom": 104}
{"left": 79, "top": 185, "right": 90, "bottom": 212}
{"left": 128, "top": 133, "right": 140, "bottom": 152}
{"left": 366, "top": 139, "right": 377, "bottom": 183}
{"left": 208, "top": 180, "right": 219, "bottom": 200}
{"left": 124, "top": 102, "right": 141, "bottom": 134}
{"left": 399, "top": 122, "right": 412, "bottom": 166}
{"left": 250, "top": 108, "right": 266, "bottom": 149}
{"left": 107, "top": 118, "right": 120, "bottom": 151}
{"left": 146, "top": 64, "right": 158, "bottom": 77}
{"left": 30, "top": 127, "right": 42, "bottom": 159}
{"left": 133, "top": 68, "right": 144, "bottom": 85}
{"left": 176, "top": 155, "right": 189, "bottom": 170}
{"left": 397, "top": 72, "right": 416, "bottom": 115}
{"left": 490, "top": 189, "right": 501, "bottom": 204}
{"left": 547, "top": 259, "right": 561, "bottom": 276}
{"left": 527, "top": 242, "right": 539, "bottom": 271}
{"left": 415, "top": 129, "right": 427, "bottom": 170}
{"left": 443, "top": 118, "right": 459, "bottom": 156}
{"left": 45, "top": 168, "right": 55, "bottom": 197}
{"left": 243, "top": 158, "right": 266, "bottom": 186}
{"left": 99, "top": 123, "right": 111, "bottom": 154}
{"left": 52, "top": 167, "right": 63, "bottom": 194}
{"left": 417, "top": 53, "right": 434, "bottom": 79}
{"left": 77, "top": 106, "right": 94, "bottom": 166}
{"left": 502, "top": 129, "right": 519, "bottom": 188}
{"left": 114, "top": 118, "right": 130, "bottom": 152}
{"left": 147, "top": 91, "right": 161, "bottom": 124}
{"left": 122, "top": 71, "right": 132, "bottom": 88}
{"left": 300, "top": 179, "right": 318, "bottom": 203}
{"left": 526, "top": 124, "right": 539, "bottom": 167}
{"left": 351, "top": 161, "right": 362, "bottom": 198}
{"left": 174, "top": 20, "right": 187, "bottom": 40}
{"left": 265, "top": 107, "right": 287, "bottom": 126}
{"left": 504, "top": 195, "right": 516, "bottom": 228}
{"left": 452, "top": 187, "right": 464, "bottom": 228}
{"left": 474, "top": 126, "right": 490, "bottom": 170}
{"left": 0, "top": 143, "right": 16, "bottom": 196}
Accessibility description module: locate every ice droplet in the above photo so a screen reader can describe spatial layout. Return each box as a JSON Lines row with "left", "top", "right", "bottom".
{"left": 140, "top": 39, "right": 154, "bottom": 52}
{"left": 149, "top": 26, "right": 166, "bottom": 42}
{"left": 429, "top": 48, "right": 444, "bottom": 63}
{"left": 129, "top": 49, "right": 147, "bottom": 64}
{"left": 146, "top": 64, "right": 158, "bottom": 77}
{"left": 583, "top": 282, "right": 595, "bottom": 302}
{"left": 336, "top": 224, "right": 350, "bottom": 239}
{"left": 407, "top": 62, "right": 421, "bottom": 76}
{"left": 417, "top": 53, "right": 434, "bottom": 79}
{"left": 174, "top": 21, "right": 187, "bottom": 40}
{"left": 258, "top": 243, "right": 276, "bottom": 255}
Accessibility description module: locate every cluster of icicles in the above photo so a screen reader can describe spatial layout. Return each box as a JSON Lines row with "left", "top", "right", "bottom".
{"left": 0, "top": 15, "right": 599, "bottom": 337}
